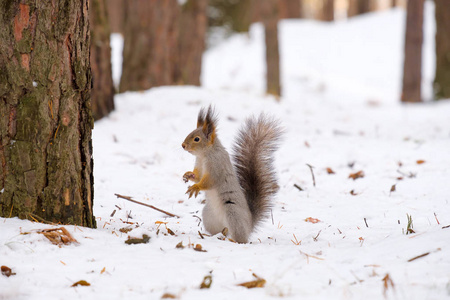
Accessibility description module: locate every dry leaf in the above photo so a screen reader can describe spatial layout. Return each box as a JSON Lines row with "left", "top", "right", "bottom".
{"left": 175, "top": 241, "right": 184, "bottom": 249}
{"left": 194, "top": 244, "right": 206, "bottom": 252}
{"left": 166, "top": 228, "right": 175, "bottom": 236}
{"left": 1, "top": 266, "right": 15, "bottom": 277}
{"left": 100, "top": 267, "right": 106, "bottom": 274}
{"left": 349, "top": 170, "right": 365, "bottom": 180}
{"left": 416, "top": 160, "right": 425, "bottom": 165}
{"left": 350, "top": 190, "right": 358, "bottom": 196}
{"left": 382, "top": 273, "right": 395, "bottom": 296}
{"left": 71, "top": 280, "right": 90, "bottom": 287}
{"left": 39, "top": 227, "right": 78, "bottom": 246}
{"left": 119, "top": 227, "right": 133, "bottom": 234}
{"left": 238, "top": 273, "right": 266, "bottom": 289}
{"left": 125, "top": 234, "right": 150, "bottom": 245}
{"left": 326, "top": 168, "right": 335, "bottom": 174}
{"left": 305, "top": 217, "right": 320, "bottom": 224}
{"left": 199, "top": 275, "right": 212, "bottom": 289}
{"left": 390, "top": 184, "right": 396, "bottom": 194}
{"left": 161, "top": 293, "right": 177, "bottom": 299}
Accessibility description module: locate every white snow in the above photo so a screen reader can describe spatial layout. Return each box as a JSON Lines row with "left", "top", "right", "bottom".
{"left": 1, "top": 3, "right": 450, "bottom": 299}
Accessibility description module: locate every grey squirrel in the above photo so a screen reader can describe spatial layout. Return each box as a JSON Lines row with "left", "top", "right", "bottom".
{"left": 181, "top": 105, "right": 282, "bottom": 243}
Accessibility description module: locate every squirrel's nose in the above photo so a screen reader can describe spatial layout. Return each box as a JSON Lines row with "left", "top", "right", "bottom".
{"left": 182, "top": 142, "right": 186, "bottom": 150}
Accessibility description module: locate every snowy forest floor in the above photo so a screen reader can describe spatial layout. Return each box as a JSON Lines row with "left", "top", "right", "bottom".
{"left": 1, "top": 3, "right": 450, "bottom": 300}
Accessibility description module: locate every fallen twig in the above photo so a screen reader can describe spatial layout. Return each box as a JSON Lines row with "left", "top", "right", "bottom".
{"left": 293, "top": 183, "right": 304, "bottom": 191}
{"left": 115, "top": 194, "right": 179, "bottom": 218}
{"left": 407, "top": 252, "right": 430, "bottom": 262}
{"left": 306, "top": 164, "right": 316, "bottom": 187}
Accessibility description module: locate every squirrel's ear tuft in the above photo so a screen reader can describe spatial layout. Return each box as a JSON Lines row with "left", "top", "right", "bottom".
{"left": 197, "top": 107, "right": 206, "bottom": 128}
{"left": 202, "top": 105, "right": 217, "bottom": 141}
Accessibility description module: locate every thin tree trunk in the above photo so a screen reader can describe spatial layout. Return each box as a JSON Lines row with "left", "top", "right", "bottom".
{"left": 401, "top": 0, "right": 424, "bottom": 103}
{"left": 107, "top": 0, "right": 125, "bottom": 34}
{"left": 348, "top": 0, "right": 371, "bottom": 17}
{"left": 322, "top": 0, "right": 334, "bottom": 22}
{"left": 433, "top": 0, "right": 450, "bottom": 100}
{"left": 175, "top": 0, "right": 207, "bottom": 86}
{"left": 119, "top": 0, "right": 179, "bottom": 92}
{"left": 90, "top": 0, "right": 115, "bottom": 120}
{"left": 278, "top": 0, "right": 302, "bottom": 19}
{"left": 261, "top": 0, "right": 281, "bottom": 98}
{"left": 0, "top": 0, "right": 95, "bottom": 226}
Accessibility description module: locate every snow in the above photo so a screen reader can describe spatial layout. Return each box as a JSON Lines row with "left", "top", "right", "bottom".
{"left": 1, "top": 3, "right": 450, "bottom": 299}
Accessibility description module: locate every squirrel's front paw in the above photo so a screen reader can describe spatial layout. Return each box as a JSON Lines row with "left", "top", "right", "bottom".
{"left": 186, "top": 184, "right": 201, "bottom": 198}
{"left": 183, "top": 171, "right": 196, "bottom": 183}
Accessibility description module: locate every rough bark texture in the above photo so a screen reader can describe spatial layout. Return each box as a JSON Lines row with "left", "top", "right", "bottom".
{"left": 261, "top": 0, "right": 281, "bottom": 97}
{"left": 175, "top": 0, "right": 207, "bottom": 86}
{"left": 401, "top": 0, "right": 424, "bottom": 103}
{"left": 90, "top": 0, "right": 115, "bottom": 120}
{"left": 106, "top": 0, "right": 124, "bottom": 34}
{"left": 433, "top": 0, "right": 450, "bottom": 100}
{"left": 322, "top": 0, "right": 334, "bottom": 22}
{"left": 119, "top": 0, "right": 179, "bottom": 92}
{"left": 0, "top": 0, "right": 95, "bottom": 227}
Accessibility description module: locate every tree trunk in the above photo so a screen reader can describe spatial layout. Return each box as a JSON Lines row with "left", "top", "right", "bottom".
{"left": 261, "top": 0, "right": 281, "bottom": 98}
{"left": 90, "top": 0, "right": 115, "bottom": 120}
{"left": 107, "top": 0, "right": 125, "bottom": 34}
{"left": 0, "top": 0, "right": 95, "bottom": 227}
{"left": 322, "top": 0, "right": 334, "bottom": 22}
{"left": 278, "top": 0, "right": 302, "bottom": 19}
{"left": 119, "top": 0, "right": 179, "bottom": 92}
{"left": 392, "top": 0, "right": 398, "bottom": 8}
{"left": 433, "top": 0, "right": 450, "bottom": 100}
{"left": 348, "top": 0, "right": 371, "bottom": 17}
{"left": 175, "top": 0, "right": 207, "bottom": 86}
{"left": 401, "top": 0, "right": 424, "bottom": 103}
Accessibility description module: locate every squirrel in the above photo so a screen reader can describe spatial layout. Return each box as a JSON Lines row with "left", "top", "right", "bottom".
{"left": 181, "top": 105, "right": 282, "bottom": 243}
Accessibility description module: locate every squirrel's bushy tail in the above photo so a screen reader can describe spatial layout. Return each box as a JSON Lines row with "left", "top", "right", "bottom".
{"left": 232, "top": 114, "right": 283, "bottom": 229}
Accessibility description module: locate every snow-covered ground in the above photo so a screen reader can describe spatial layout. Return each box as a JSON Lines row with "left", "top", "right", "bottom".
{"left": 2, "top": 3, "right": 450, "bottom": 299}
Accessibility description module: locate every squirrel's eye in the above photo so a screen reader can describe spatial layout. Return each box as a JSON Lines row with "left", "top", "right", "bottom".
{"left": 194, "top": 137, "right": 200, "bottom": 142}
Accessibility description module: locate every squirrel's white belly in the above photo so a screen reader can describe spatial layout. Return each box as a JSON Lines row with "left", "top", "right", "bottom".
{"left": 202, "top": 189, "right": 228, "bottom": 234}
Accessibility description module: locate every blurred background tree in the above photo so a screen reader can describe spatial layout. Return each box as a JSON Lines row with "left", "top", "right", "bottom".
{"left": 401, "top": 0, "right": 424, "bottom": 103}
{"left": 90, "top": 0, "right": 115, "bottom": 120}
{"left": 433, "top": 0, "right": 450, "bottom": 100}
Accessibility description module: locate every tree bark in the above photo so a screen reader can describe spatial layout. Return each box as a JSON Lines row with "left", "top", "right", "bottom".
{"left": 348, "top": 0, "right": 372, "bottom": 17}
{"left": 261, "top": 0, "right": 281, "bottom": 98}
{"left": 175, "top": 0, "right": 207, "bottom": 86}
{"left": 90, "top": 0, "right": 115, "bottom": 120}
{"left": 0, "top": 0, "right": 95, "bottom": 227}
{"left": 278, "top": 0, "right": 302, "bottom": 19}
{"left": 119, "top": 0, "right": 179, "bottom": 92}
{"left": 322, "top": 0, "right": 334, "bottom": 22}
{"left": 433, "top": 0, "right": 450, "bottom": 100}
{"left": 401, "top": 0, "right": 424, "bottom": 103}
{"left": 106, "top": 0, "right": 125, "bottom": 34}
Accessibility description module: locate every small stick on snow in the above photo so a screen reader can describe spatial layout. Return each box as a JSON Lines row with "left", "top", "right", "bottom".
{"left": 364, "top": 218, "right": 369, "bottom": 228}
{"left": 306, "top": 164, "right": 316, "bottom": 187}
{"left": 293, "top": 184, "right": 304, "bottom": 191}
{"left": 114, "top": 194, "right": 180, "bottom": 218}
{"left": 407, "top": 252, "right": 430, "bottom": 262}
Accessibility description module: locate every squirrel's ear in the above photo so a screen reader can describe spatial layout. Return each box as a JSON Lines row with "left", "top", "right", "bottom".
{"left": 202, "top": 105, "right": 217, "bottom": 142}
{"left": 197, "top": 107, "right": 206, "bottom": 128}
